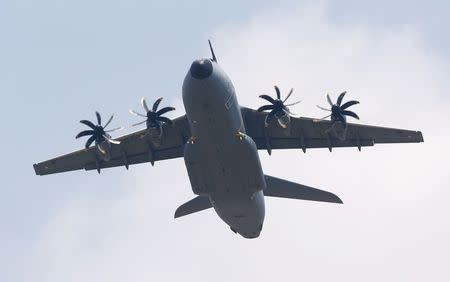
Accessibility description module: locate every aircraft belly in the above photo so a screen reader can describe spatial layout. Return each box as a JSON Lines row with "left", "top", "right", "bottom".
{"left": 184, "top": 132, "right": 265, "bottom": 195}
{"left": 183, "top": 109, "right": 266, "bottom": 238}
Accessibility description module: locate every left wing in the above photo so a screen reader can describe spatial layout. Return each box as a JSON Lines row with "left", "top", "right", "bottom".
{"left": 241, "top": 107, "right": 423, "bottom": 153}
{"left": 34, "top": 115, "right": 191, "bottom": 175}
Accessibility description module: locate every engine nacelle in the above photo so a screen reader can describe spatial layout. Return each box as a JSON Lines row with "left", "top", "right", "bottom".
{"left": 147, "top": 124, "right": 163, "bottom": 148}
{"left": 328, "top": 121, "right": 348, "bottom": 141}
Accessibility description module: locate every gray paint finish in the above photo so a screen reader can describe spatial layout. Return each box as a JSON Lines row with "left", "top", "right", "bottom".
{"left": 32, "top": 50, "right": 423, "bottom": 239}
{"left": 182, "top": 59, "right": 266, "bottom": 238}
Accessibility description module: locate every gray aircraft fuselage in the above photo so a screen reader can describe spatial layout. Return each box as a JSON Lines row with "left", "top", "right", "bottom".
{"left": 182, "top": 59, "right": 266, "bottom": 238}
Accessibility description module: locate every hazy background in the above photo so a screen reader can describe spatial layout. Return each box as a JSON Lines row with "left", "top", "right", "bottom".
{"left": 1, "top": 1, "right": 449, "bottom": 281}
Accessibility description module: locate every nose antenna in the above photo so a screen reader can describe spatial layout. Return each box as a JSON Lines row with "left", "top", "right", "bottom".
{"left": 208, "top": 39, "right": 217, "bottom": 63}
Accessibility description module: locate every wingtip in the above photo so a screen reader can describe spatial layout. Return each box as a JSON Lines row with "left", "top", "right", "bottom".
{"left": 418, "top": 131, "right": 424, "bottom": 142}
{"left": 330, "top": 193, "right": 344, "bottom": 204}
{"left": 33, "top": 163, "right": 44, "bottom": 176}
{"left": 33, "top": 163, "right": 39, "bottom": 175}
{"left": 174, "top": 207, "right": 183, "bottom": 219}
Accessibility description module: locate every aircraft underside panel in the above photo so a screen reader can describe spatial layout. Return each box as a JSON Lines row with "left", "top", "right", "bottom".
{"left": 183, "top": 133, "right": 265, "bottom": 196}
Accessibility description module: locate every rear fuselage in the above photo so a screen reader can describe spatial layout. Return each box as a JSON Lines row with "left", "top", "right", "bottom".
{"left": 182, "top": 59, "right": 266, "bottom": 238}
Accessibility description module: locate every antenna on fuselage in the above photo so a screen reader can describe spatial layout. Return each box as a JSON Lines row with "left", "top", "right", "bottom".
{"left": 208, "top": 39, "right": 217, "bottom": 63}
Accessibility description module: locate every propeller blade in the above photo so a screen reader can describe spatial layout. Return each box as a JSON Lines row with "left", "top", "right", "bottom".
{"left": 284, "top": 100, "right": 302, "bottom": 106}
{"left": 96, "top": 143, "right": 107, "bottom": 154}
{"left": 283, "top": 107, "right": 296, "bottom": 116}
{"left": 95, "top": 111, "right": 102, "bottom": 125}
{"left": 104, "top": 135, "right": 121, "bottom": 145}
{"left": 103, "top": 114, "right": 114, "bottom": 129}
{"left": 274, "top": 85, "right": 281, "bottom": 100}
{"left": 152, "top": 97, "right": 163, "bottom": 112}
{"left": 155, "top": 116, "right": 173, "bottom": 125}
{"left": 341, "top": 110, "right": 360, "bottom": 119}
{"left": 156, "top": 106, "right": 175, "bottom": 116}
{"left": 85, "top": 135, "right": 96, "bottom": 149}
{"left": 336, "top": 91, "right": 347, "bottom": 106}
{"left": 141, "top": 97, "right": 150, "bottom": 112}
{"left": 326, "top": 93, "right": 333, "bottom": 106}
{"left": 340, "top": 100, "right": 359, "bottom": 110}
{"left": 132, "top": 120, "right": 147, "bottom": 127}
{"left": 283, "top": 88, "right": 294, "bottom": 103}
{"left": 319, "top": 114, "right": 331, "bottom": 120}
{"left": 129, "top": 109, "right": 147, "bottom": 117}
{"left": 109, "top": 139, "right": 121, "bottom": 145}
{"left": 105, "top": 126, "right": 123, "bottom": 133}
{"left": 80, "top": 120, "right": 96, "bottom": 129}
{"left": 316, "top": 105, "right": 331, "bottom": 112}
{"left": 76, "top": 130, "right": 94, "bottom": 139}
{"left": 259, "top": 95, "right": 275, "bottom": 104}
{"left": 257, "top": 104, "right": 275, "bottom": 112}
{"left": 265, "top": 110, "right": 276, "bottom": 127}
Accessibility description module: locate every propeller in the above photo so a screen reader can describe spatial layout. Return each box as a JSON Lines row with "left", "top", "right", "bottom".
{"left": 76, "top": 111, "right": 122, "bottom": 149}
{"left": 129, "top": 97, "right": 175, "bottom": 128}
{"left": 257, "top": 85, "right": 301, "bottom": 127}
{"left": 317, "top": 91, "right": 359, "bottom": 124}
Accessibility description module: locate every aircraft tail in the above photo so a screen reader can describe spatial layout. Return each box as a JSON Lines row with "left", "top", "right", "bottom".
{"left": 174, "top": 196, "right": 213, "bottom": 218}
{"left": 264, "top": 175, "right": 343, "bottom": 204}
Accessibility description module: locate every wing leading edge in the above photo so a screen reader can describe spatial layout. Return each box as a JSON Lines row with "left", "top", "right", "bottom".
{"left": 33, "top": 115, "right": 191, "bottom": 175}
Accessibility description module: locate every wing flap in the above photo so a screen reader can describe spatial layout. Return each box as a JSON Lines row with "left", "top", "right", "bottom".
{"left": 251, "top": 137, "right": 375, "bottom": 150}
{"left": 83, "top": 146, "right": 184, "bottom": 171}
{"left": 351, "top": 123, "right": 424, "bottom": 143}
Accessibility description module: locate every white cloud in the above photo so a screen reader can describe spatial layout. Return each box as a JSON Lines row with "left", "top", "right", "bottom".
{"left": 17, "top": 3, "right": 450, "bottom": 282}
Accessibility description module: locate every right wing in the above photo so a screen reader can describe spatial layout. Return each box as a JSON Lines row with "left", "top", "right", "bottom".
{"left": 33, "top": 115, "right": 191, "bottom": 175}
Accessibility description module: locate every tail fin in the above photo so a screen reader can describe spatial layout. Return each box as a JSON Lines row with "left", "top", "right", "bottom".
{"left": 264, "top": 175, "right": 343, "bottom": 204}
{"left": 174, "top": 196, "right": 213, "bottom": 218}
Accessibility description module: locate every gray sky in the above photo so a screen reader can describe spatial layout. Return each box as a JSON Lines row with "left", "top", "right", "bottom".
{"left": 1, "top": 1, "right": 450, "bottom": 281}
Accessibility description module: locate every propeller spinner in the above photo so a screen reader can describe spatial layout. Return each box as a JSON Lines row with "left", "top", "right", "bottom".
{"left": 129, "top": 97, "right": 175, "bottom": 129}
{"left": 75, "top": 111, "right": 122, "bottom": 150}
{"left": 317, "top": 91, "right": 359, "bottom": 124}
{"left": 257, "top": 85, "right": 301, "bottom": 128}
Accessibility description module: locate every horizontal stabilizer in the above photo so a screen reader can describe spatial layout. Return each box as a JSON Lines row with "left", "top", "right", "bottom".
{"left": 264, "top": 175, "right": 343, "bottom": 204}
{"left": 174, "top": 196, "right": 213, "bottom": 218}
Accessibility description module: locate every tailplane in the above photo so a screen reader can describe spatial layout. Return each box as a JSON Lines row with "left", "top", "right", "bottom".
{"left": 174, "top": 196, "right": 213, "bottom": 218}
{"left": 264, "top": 175, "right": 343, "bottom": 204}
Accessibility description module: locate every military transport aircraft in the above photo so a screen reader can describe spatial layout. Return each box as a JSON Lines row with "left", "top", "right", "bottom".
{"left": 34, "top": 41, "right": 424, "bottom": 238}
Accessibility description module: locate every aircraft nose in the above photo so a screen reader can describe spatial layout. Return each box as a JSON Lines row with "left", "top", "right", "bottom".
{"left": 190, "top": 59, "right": 213, "bottom": 79}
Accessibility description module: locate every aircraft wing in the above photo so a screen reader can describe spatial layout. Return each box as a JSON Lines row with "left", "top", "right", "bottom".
{"left": 33, "top": 115, "right": 191, "bottom": 175}
{"left": 241, "top": 107, "right": 423, "bottom": 153}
